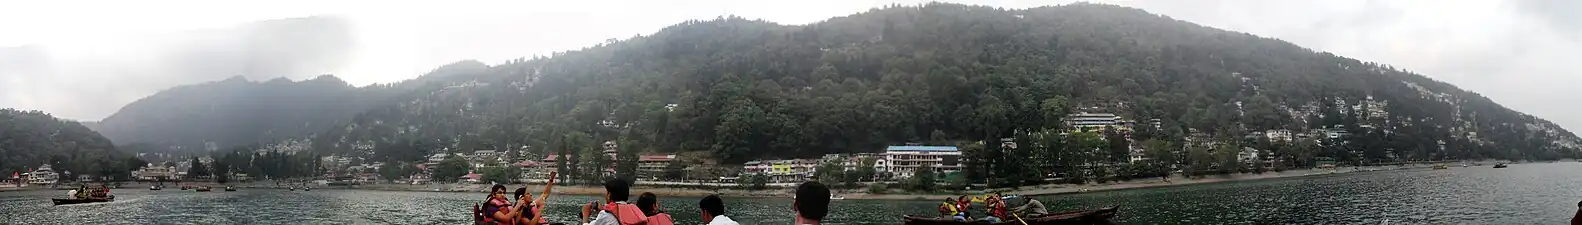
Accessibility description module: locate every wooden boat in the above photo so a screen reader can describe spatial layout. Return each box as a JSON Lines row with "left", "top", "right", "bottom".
{"left": 52, "top": 196, "right": 115, "bottom": 205}
{"left": 1432, "top": 164, "right": 1448, "bottom": 170}
{"left": 902, "top": 206, "right": 1119, "bottom": 225}
{"left": 195, "top": 186, "right": 213, "bottom": 192}
{"left": 224, "top": 186, "right": 237, "bottom": 191}
{"left": 1493, "top": 163, "right": 1508, "bottom": 168}
{"left": 149, "top": 185, "right": 162, "bottom": 190}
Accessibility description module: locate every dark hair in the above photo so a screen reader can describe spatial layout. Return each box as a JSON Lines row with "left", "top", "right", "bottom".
{"left": 514, "top": 187, "right": 529, "bottom": 201}
{"left": 698, "top": 194, "right": 725, "bottom": 217}
{"left": 795, "top": 181, "right": 830, "bottom": 221}
{"left": 637, "top": 192, "right": 660, "bottom": 216}
{"left": 604, "top": 178, "right": 630, "bottom": 202}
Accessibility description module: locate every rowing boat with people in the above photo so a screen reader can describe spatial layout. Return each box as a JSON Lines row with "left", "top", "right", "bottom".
{"left": 902, "top": 206, "right": 1119, "bottom": 225}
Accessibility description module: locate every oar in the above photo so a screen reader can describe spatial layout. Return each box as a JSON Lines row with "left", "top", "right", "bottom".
{"left": 1011, "top": 212, "right": 1029, "bottom": 225}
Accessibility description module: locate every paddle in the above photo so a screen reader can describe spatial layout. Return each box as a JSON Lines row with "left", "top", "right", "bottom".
{"left": 1011, "top": 212, "right": 1029, "bottom": 225}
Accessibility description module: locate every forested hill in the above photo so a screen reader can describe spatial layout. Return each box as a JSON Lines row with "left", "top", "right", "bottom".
{"left": 93, "top": 75, "right": 399, "bottom": 152}
{"left": 0, "top": 109, "right": 144, "bottom": 179}
{"left": 114, "top": 3, "right": 1581, "bottom": 163}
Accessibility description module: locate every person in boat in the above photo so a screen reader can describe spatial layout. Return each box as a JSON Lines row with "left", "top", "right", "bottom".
{"left": 698, "top": 194, "right": 737, "bottom": 225}
{"left": 636, "top": 192, "right": 675, "bottom": 225}
{"left": 513, "top": 187, "right": 547, "bottom": 225}
{"left": 1572, "top": 200, "right": 1581, "bottom": 225}
{"left": 586, "top": 178, "right": 645, "bottom": 225}
{"left": 481, "top": 184, "right": 530, "bottom": 225}
{"left": 979, "top": 194, "right": 1008, "bottom": 223}
{"left": 1011, "top": 197, "right": 1049, "bottom": 217}
{"left": 938, "top": 197, "right": 965, "bottom": 221}
{"left": 794, "top": 181, "right": 830, "bottom": 225}
{"left": 67, "top": 188, "right": 79, "bottom": 199}
{"left": 954, "top": 195, "right": 973, "bottom": 220}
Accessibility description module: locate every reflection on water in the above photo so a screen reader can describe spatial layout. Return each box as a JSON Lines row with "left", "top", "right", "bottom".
{"left": 3, "top": 162, "right": 1581, "bottom": 225}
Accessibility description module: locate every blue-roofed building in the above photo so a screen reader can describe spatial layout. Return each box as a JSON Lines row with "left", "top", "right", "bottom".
{"left": 882, "top": 145, "right": 962, "bottom": 178}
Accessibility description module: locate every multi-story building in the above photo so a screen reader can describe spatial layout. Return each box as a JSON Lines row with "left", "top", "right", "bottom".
{"left": 25, "top": 164, "right": 60, "bottom": 185}
{"left": 1265, "top": 129, "right": 1295, "bottom": 142}
{"left": 883, "top": 146, "right": 961, "bottom": 178}
{"left": 136, "top": 164, "right": 177, "bottom": 181}
{"left": 741, "top": 159, "right": 818, "bottom": 182}
{"left": 637, "top": 155, "right": 676, "bottom": 179}
{"left": 1067, "top": 113, "right": 1119, "bottom": 129}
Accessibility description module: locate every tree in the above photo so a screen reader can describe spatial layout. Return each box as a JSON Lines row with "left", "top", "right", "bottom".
{"left": 433, "top": 156, "right": 471, "bottom": 183}
{"left": 481, "top": 166, "right": 520, "bottom": 184}
{"left": 816, "top": 161, "right": 844, "bottom": 187}
{"left": 908, "top": 164, "right": 937, "bottom": 192}
{"left": 187, "top": 157, "right": 208, "bottom": 180}
{"left": 379, "top": 162, "right": 411, "bottom": 181}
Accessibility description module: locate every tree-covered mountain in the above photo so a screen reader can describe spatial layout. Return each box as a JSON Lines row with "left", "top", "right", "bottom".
{"left": 93, "top": 75, "right": 399, "bottom": 152}
{"left": 0, "top": 109, "right": 144, "bottom": 180}
{"left": 108, "top": 3, "right": 1581, "bottom": 166}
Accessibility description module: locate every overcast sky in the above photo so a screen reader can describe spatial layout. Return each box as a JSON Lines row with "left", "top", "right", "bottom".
{"left": 0, "top": 0, "right": 1578, "bottom": 131}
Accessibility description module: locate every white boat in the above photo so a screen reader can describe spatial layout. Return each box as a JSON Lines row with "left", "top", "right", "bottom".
{"left": 829, "top": 194, "right": 845, "bottom": 200}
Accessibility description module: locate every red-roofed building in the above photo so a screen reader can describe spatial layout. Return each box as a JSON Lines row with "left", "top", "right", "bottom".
{"left": 461, "top": 172, "right": 482, "bottom": 183}
{"left": 637, "top": 154, "right": 676, "bottom": 179}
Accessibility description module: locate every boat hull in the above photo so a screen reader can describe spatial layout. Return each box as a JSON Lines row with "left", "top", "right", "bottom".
{"left": 52, "top": 196, "right": 115, "bottom": 205}
{"left": 903, "top": 206, "right": 1118, "bottom": 225}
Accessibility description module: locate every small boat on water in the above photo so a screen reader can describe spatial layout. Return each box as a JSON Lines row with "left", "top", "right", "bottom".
{"left": 150, "top": 185, "right": 162, "bottom": 190}
{"left": 903, "top": 206, "right": 1119, "bottom": 225}
{"left": 180, "top": 185, "right": 189, "bottom": 190}
{"left": 1493, "top": 163, "right": 1509, "bottom": 168}
{"left": 1432, "top": 164, "right": 1448, "bottom": 170}
{"left": 195, "top": 186, "right": 212, "bottom": 192}
{"left": 830, "top": 194, "right": 846, "bottom": 200}
{"left": 224, "top": 186, "right": 237, "bottom": 192}
{"left": 303, "top": 187, "right": 310, "bottom": 191}
{"left": 52, "top": 196, "right": 114, "bottom": 205}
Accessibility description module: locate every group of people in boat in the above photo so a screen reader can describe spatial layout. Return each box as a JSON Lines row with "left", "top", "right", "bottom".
{"left": 65, "top": 185, "right": 111, "bottom": 199}
{"left": 476, "top": 177, "right": 833, "bottom": 225}
{"left": 937, "top": 193, "right": 1047, "bottom": 223}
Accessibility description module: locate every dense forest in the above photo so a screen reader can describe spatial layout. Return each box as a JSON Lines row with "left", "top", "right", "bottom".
{"left": 97, "top": 2, "right": 1579, "bottom": 172}
{"left": 0, "top": 109, "right": 145, "bottom": 179}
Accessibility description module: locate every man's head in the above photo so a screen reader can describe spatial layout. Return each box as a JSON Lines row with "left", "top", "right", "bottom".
{"left": 698, "top": 194, "right": 725, "bottom": 222}
{"left": 795, "top": 181, "right": 831, "bottom": 222}
{"left": 958, "top": 195, "right": 970, "bottom": 202}
{"left": 604, "top": 178, "right": 630, "bottom": 202}
{"left": 944, "top": 197, "right": 954, "bottom": 203}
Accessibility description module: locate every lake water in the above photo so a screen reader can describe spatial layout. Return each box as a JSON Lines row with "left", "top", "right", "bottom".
{"left": 4, "top": 162, "right": 1580, "bottom": 224}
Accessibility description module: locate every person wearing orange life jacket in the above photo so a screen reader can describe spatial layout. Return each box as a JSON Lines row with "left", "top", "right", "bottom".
{"left": 481, "top": 184, "right": 530, "bottom": 225}
{"left": 982, "top": 194, "right": 1010, "bottom": 224}
{"left": 584, "top": 179, "right": 646, "bottom": 225}
{"left": 636, "top": 192, "right": 675, "bottom": 225}
{"left": 955, "top": 195, "right": 973, "bottom": 220}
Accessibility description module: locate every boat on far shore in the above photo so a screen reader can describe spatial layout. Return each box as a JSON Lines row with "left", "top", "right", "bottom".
{"left": 1493, "top": 163, "right": 1509, "bottom": 168}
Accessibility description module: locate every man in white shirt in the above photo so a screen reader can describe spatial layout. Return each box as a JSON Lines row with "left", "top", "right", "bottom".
{"left": 794, "top": 181, "right": 830, "bottom": 225}
{"left": 584, "top": 179, "right": 640, "bottom": 225}
{"left": 698, "top": 195, "right": 738, "bottom": 225}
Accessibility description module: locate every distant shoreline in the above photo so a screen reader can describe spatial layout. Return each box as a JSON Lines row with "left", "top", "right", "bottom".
{"left": 0, "top": 162, "right": 1500, "bottom": 199}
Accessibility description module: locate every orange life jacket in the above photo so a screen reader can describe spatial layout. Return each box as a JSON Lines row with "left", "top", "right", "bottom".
{"left": 602, "top": 203, "right": 648, "bottom": 225}
{"left": 645, "top": 213, "right": 676, "bottom": 225}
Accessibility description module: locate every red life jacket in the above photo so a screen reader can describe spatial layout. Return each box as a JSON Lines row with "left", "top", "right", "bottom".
{"left": 645, "top": 213, "right": 676, "bottom": 225}
{"left": 989, "top": 200, "right": 1010, "bottom": 219}
{"left": 955, "top": 201, "right": 972, "bottom": 217}
{"left": 602, "top": 203, "right": 648, "bottom": 225}
{"left": 481, "top": 199, "right": 513, "bottom": 225}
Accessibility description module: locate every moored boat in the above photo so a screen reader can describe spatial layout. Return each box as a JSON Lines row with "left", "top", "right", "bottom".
{"left": 1432, "top": 164, "right": 1448, "bottom": 170}
{"left": 196, "top": 186, "right": 212, "bottom": 192}
{"left": 1493, "top": 163, "right": 1508, "bottom": 168}
{"left": 224, "top": 186, "right": 237, "bottom": 191}
{"left": 52, "top": 196, "right": 115, "bottom": 205}
{"left": 150, "top": 185, "right": 162, "bottom": 190}
{"left": 903, "top": 206, "right": 1119, "bottom": 225}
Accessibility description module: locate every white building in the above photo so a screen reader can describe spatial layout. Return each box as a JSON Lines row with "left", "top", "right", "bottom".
{"left": 1238, "top": 147, "right": 1262, "bottom": 163}
{"left": 427, "top": 153, "right": 450, "bottom": 163}
{"left": 26, "top": 164, "right": 59, "bottom": 185}
{"left": 136, "top": 164, "right": 177, "bottom": 181}
{"left": 1265, "top": 129, "right": 1294, "bottom": 142}
{"left": 883, "top": 146, "right": 962, "bottom": 178}
{"left": 1066, "top": 112, "right": 1120, "bottom": 128}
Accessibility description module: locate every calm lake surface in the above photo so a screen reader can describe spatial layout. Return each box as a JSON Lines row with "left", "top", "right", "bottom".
{"left": 4, "top": 162, "right": 1580, "bottom": 224}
